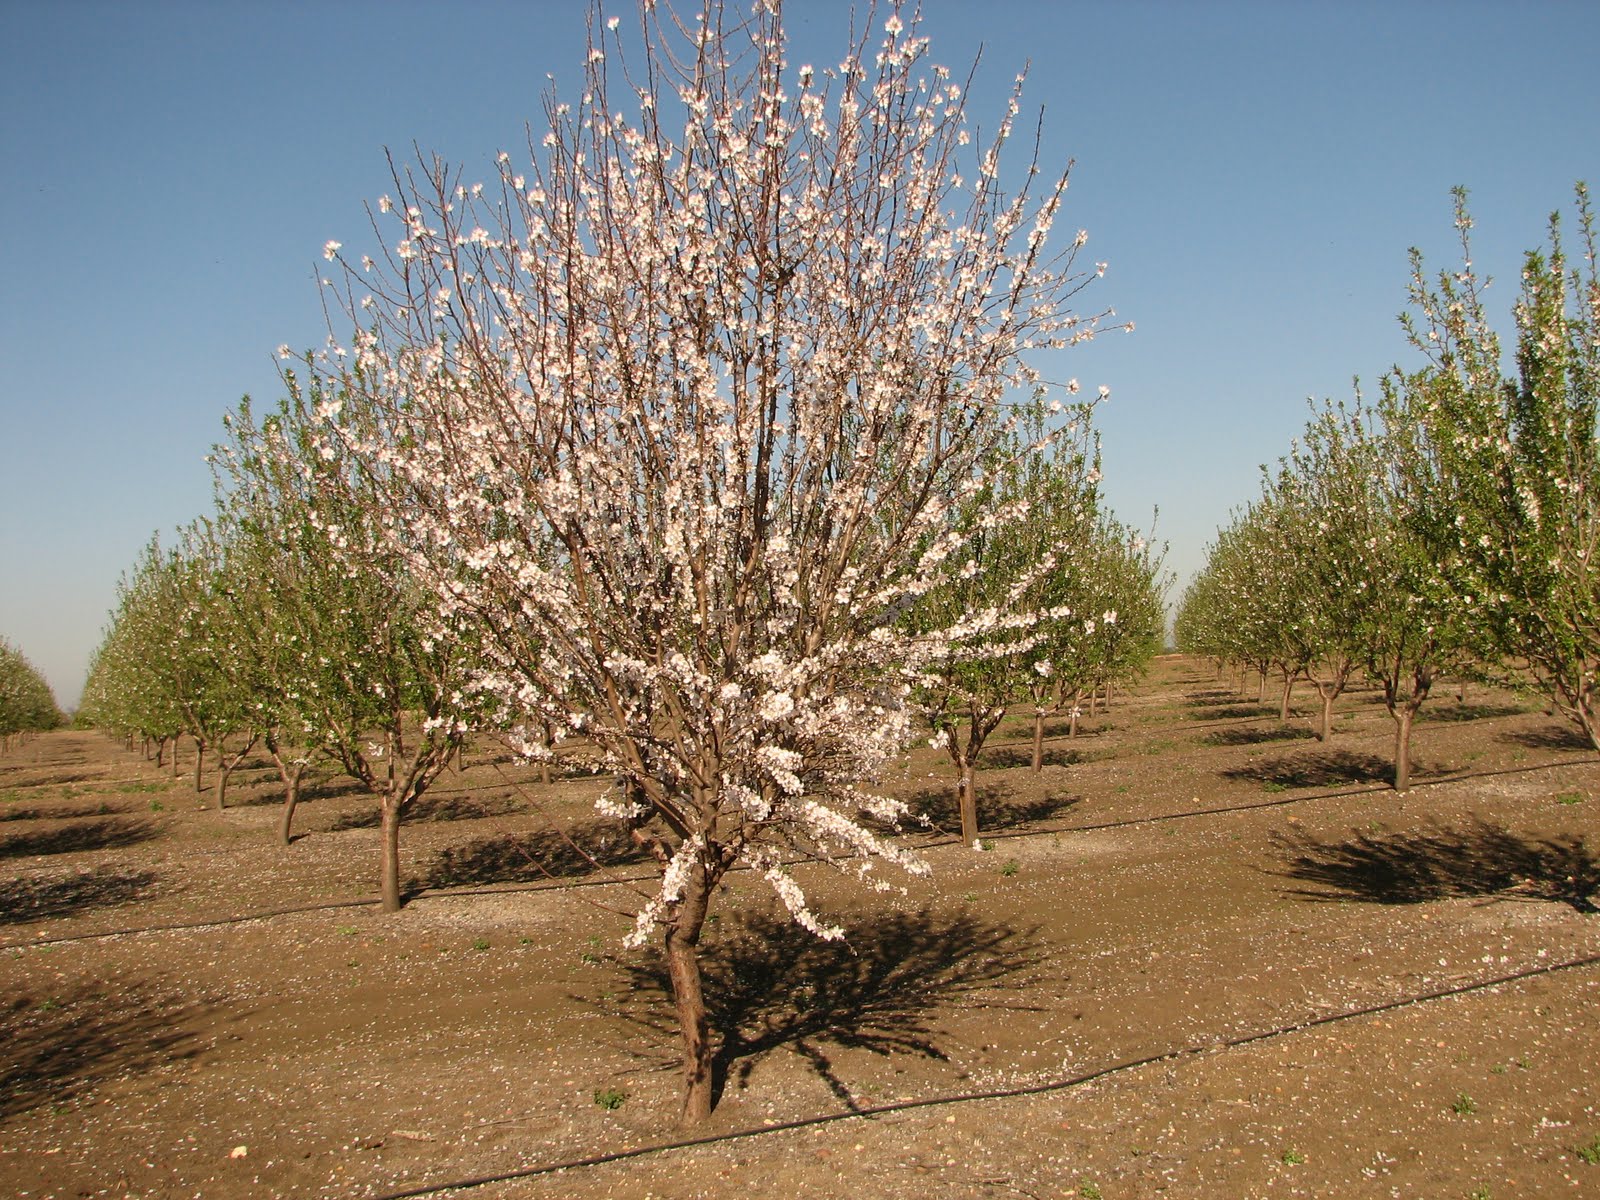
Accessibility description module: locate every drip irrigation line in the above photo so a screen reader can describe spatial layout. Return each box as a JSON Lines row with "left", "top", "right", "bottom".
{"left": 7, "top": 751, "right": 1594, "bottom": 952}
{"left": 367, "top": 949, "right": 1600, "bottom": 1200}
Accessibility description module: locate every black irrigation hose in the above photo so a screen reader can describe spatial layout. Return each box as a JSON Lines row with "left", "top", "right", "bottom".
{"left": 368, "top": 949, "right": 1600, "bottom": 1200}
{"left": 6, "top": 751, "right": 1595, "bottom": 952}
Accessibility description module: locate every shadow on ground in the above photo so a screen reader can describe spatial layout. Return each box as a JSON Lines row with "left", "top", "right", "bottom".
{"left": 895, "top": 783, "right": 1081, "bottom": 834}
{"left": 1499, "top": 724, "right": 1595, "bottom": 752}
{"left": 1200, "top": 725, "right": 1316, "bottom": 748}
{"left": 328, "top": 789, "right": 526, "bottom": 832}
{"left": 611, "top": 908, "right": 1047, "bottom": 1109}
{"left": 981, "top": 743, "right": 1096, "bottom": 770}
{"left": 0, "top": 867, "right": 162, "bottom": 927}
{"left": 1421, "top": 702, "right": 1530, "bottom": 724}
{"left": 1270, "top": 817, "right": 1599, "bottom": 913}
{"left": 0, "top": 980, "right": 206, "bottom": 1119}
{"left": 1222, "top": 749, "right": 1401, "bottom": 790}
{"left": 0, "top": 817, "right": 163, "bottom": 859}
{"left": 0, "top": 800, "right": 140, "bottom": 824}
{"left": 425, "top": 819, "right": 647, "bottom": 888}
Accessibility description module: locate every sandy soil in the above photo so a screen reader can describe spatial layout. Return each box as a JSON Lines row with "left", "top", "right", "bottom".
{"left": 2, "top": 656, "right": 1598, "bottom": 1199}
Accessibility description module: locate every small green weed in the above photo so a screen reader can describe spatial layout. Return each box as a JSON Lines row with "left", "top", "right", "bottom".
{"left": 1281, "top": 1148, "right": 1305, "bottom": 1165}
{"left": 149, "top": 799, "right": 165, "bottom": 812}
{"left": 471, "top": 937, "right": 491, "bottom": 951}
{"left": 518, "top": 937, "right": 534, "bottom": 945}
{"left": 962, "top": 891, "right": 978, "bottom": 903}
{"left": 1261, "top": 781, "right": 1290, "bottom": 794}
{"left": 593, "top": 1086, "right": 627, "bottom": 1111}
{"left": 1556, "top": 791, "right": 1585, "bottom": 805}
{"left": 1000, "top": 859, "right": 1019, "bottom": 877}
{"left": 1077, "top": 1182, "right": 1102, "bottom": 1200}
{"left": 1469, "top": 1186, "right": 1491, "bottom": 1200}
{"left": 337, "top": 926, "right": 359, "bottom": 937}
{"left": 1575, "top": 1133, "right": 1600, "bottom": 1165}
{"left": 1490, "top": 1064, "right": 1506, "bottom": 1075}
{"left": 37, "top": 997, "right": 59, "bottom": 1012}
{"left": 1452, "top": 1093, "right": 1477, "bottom": 1116}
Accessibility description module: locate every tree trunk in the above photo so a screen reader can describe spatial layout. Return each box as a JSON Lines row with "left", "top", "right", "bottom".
{"left": 278, "top": 770, "right": 303, "bottom": 846}
{"left": 1393, "top": 709, "right": 1414, "bottom": 792}
{"left": 664, "top": 866, "right": 715, "bottom": 1126}
{"left": 1069, "top": 693, "right": 1081, "bottom": 739}
{"left": 1257, "top": 670, "right": 1267, "bottom": 702}
{"left": 172, "top": 737, "right": 180, "bottom": 778}
{"left": 957, "top": 760, "right": 979, "bottom": 846}
{"left": 155, "top": 736, "right": 167, "bottom": 768}
{"left": 1316, "top": 684, "right": 1336, "bottom": 743}
{"left": 193, "top": 738, "right": 206, "bottom": 793}
{"left": 215, "top": 738, "right": 229, "bottom": 809}
{"left": 1279, "top": 673, "right": 1295, "bottom": 723}
{"left": 379, "top": 793, "right": 404, "bottom": 912}
{"left": 1031, "top": 709, "right": 1045, "bottom": 773}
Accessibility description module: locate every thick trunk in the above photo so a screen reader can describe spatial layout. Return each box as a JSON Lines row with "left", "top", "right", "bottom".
{"left": 1393, "top": 709, "right": 1414, "bottom": 792}
{"left": 278, "top": 771, "right": 303, "bottom": 846}
{"left": 155, "top": 736, "right": 167, "bottom": 768}
{"left": 664, "top": 867, "right": 715, "bottom": 1126}
{"left": 1031, "top": 709, "right": 1045, "bottom": 773}
{"left": 379, "top": 794, "right": 404, "bottom": 912}
{"left": 193, "top": 738, "right": 206, "bottom": 793}
{"left": 1279, "top": 673, "right": 1295, "bottom": 723}
{"left": 1257, "top": 671, "right": 1267, "bottom": 703}
{"left": 1317, "top": 685, "right": 1336, "bottom": 742}
{"left": 215, "top": 739, "right": 229, "bottom": 810}
{"left": 957, "top": 760, "right": 979, "bottom": 846}
{"left": 1069, "top": 693, "right": 1081, "bottom": 739}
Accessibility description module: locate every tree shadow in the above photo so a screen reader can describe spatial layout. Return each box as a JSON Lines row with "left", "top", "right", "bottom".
{"left": 893, "top": 783, "right": 1082, "bottom": 834}
{"left": 1270, "top": 817, "right": 1599, "bottom": 913}
{"left": 1200, "top": 725, "right": 1315, "bottom": 748}
{"left": 611, "top": 908, "right": 1047, "bottom": 1109}
{"left": 1195, "top": 703, "right": 1277, "bottom": 720}
{"left": 1499, "top": 724, "right": 1594, "bottom": 752}
{"left": 0, "top": 979, "right": 207, "bottom": 1119}
{"left": 0, "top": 867, "right": 163, "bottom": 926}
{"left": 0, "top": 800, "right": 135, "bottom": 823}
{"left": 1222, "top": 749, "right": 1402, "bottom": 789}
{"left": 980, "top": 744, "right": 1095, "bottom": 770}
{"left": 327, "top": 789, "right": 525, "bottom": 832}
{"left": 0, "top": 817, "right": 163, "bottom": 859}
{"left": 1421, "top": 702, "right": 1529, "bottom": 724}
{"left": 425, "top": 819, "right": 648, "bottom": 887}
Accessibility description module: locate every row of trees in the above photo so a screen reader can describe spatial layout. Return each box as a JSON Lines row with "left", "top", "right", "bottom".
{"left": 1178, "top": 185, "right": 1598, "bottom": 789}
{"left": 0, "top": 638, "right": 61, "bottom": 750}
{"left": 82, "top": 3, "right": 1165, "bottom": 1125}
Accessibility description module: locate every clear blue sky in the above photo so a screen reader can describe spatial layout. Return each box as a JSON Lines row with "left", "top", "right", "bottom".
{"left": 2, "top": 0, "right": 1595, "bottom": 710}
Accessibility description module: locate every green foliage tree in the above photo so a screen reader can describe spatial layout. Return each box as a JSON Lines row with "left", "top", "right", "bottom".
{"left": 1399, "top": 184, "right": 1600, "bottom": 748}
{"left": 0, "top": 638, "right": 61, "bottom": 750}
{"left": 213, "top": 381, "right": 485, "bottom": 903}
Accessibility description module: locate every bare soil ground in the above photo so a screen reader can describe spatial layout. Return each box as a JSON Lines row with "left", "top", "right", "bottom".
{"left": 3, "top": 656, "right": 1598, "bottom": 1199}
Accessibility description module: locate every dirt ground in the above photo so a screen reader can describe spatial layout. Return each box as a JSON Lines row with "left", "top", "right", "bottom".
{"left": 3, "top": 656, "right": 1598, "bottom": 1199}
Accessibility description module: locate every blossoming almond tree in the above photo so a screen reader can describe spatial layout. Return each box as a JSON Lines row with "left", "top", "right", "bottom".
{"left": 313, "top": 1, "right": 1117, "bottom": 1123}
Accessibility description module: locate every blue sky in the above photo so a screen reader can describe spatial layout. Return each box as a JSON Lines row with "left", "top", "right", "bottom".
{"left": 2, "top": 0, "right": 1595, "bottom": 709}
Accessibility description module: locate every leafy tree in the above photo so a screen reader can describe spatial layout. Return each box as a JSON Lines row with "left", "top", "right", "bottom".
{"left": 0, "top": 638, "right": 61, "bottom": 749}
{"left": 213, "top": 385, "right": 484, "bottom": 893}
{"left": 916, "top": 399, "right": 1099, "bottom": 842}
{"left": 1400, "top": 185, "right": 1600, "bottom": 748}
{"left": 310, "top": 2, "right": 1119, "bottom": 1123}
